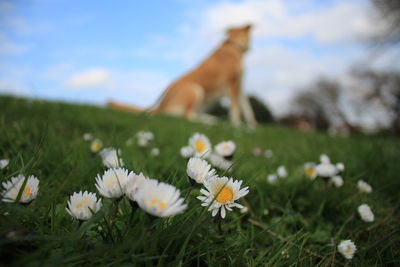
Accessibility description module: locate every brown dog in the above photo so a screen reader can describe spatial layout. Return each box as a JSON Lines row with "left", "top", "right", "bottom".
{"left": 109, "top": 24, "right": 257, "bottom": 127}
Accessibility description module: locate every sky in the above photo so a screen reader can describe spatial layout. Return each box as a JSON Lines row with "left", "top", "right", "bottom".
{"left": 0, "top": 0, "right": 399, "bottom": 116}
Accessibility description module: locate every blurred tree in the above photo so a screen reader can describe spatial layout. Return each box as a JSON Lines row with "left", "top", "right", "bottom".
{"left": 372, "top": 0, "right": 400, "bottom": 44}
{"left": 206, "top": 95, "right": 274, "bottom": 124}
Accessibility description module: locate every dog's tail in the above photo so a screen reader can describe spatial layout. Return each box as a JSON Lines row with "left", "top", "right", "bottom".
{"left": 107, "top": 100, "right": 144, "bottom": 113}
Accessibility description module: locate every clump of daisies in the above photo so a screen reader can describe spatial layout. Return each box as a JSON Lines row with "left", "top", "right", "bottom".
{"left": 314, "top": 154, "right": 345, "bottom": 186}
{"left": 357, "top": 204, "right": 375, "bottom": 222}
{"left": 95, "top": 168, "right": 130, "bottom": 198}
{"left": 187, "top": 157, "right": 216, "bottom": 184}
{"left": 66, "top": 191, "right": 102, "bottom": 221}
{"left": 214, "top": 140, "right": 236, "bottom": 160}
{"left": 337, "top": 240, "right": 357, "bottom": 260}
{"left": 252, "top": 147, "right": 262, "bottom": 157}
{"left": 135, "top": 179, "right": 187, "bottom": 217}
{"left": 357, "top": 180, "right": 372, "bottom": 193}
{"left": 136, "top": 131, "right": 154, "bottom": 147}
{"left": 99, "top": 147, "right": 124, "bottom": 168}
{"left": 197, "top": 176, "right": 249, "bottom": 218}
{"left": 0, "top": 159, "right": 10, "bottom": 169}
{"left": 264, "top": 149, "right": 273, "bottom": 159}
{"left": 1, "top": 174, "right": 39, "bottom": 203}
{"left": 267, "top": 174, "right": 278, "bottom": 184}
{"left": 90, "top": 139, "right": 103, "bottom": 153}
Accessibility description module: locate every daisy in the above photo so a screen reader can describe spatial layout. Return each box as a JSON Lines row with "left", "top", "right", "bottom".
{"left": 209, "top": 153, "right": 233, "bottom": 171}
{"left": 214, "top": 141, "right": 236, "bottom": 159}
{"left": 304, "top": 163, "right": 317, "bottom": 179}
{"left": 135, "top": 179, "right": 187, "bottom": 217}
{"left": 150, "top": 148, "right": 160, "bottom": 157}
{"left": 83, "top": 133, "right": 93, "bottom": 141}
{"left": 336, "top": 162, "right": 345, "bottom": 172}
{"left": 315, "top": 162, "right": 338, "bottom": 177}
{"left": 124, "top": 172, "right": 148, "bottom": 202}
{"left": 136, "top": 131, "right": 154, "bottom": 147}
{"left": 66, "top": 191, "right": 102, "bottom": 221}
{"left": 180, "top": 146, "right": 194, "bottom": 158}
{"left": 197, "top": 176, "right": 249, "bottom": 218}
{"left": 188, "top": 133, "right": 212, "bottom": 158}
{"left": 240, "top": 206, "right": 248, "bottom": 214}
{"left": 320, "top": 154, "right": 331, "bottom": 164}
{"left": 95, "top": 168, "right": 130, "bottom": 198}
{"left": 357, "top": 204, "right": 374, "bottom": 222}
{"left": 0, "top": 159, "right": 10, "bottom": 169}
{"left": 330, "top": 175, "right": 344, "bottom": 187}
{"left": 99, "top": 147, "right": 124, "bottom": 168}
{"left": 2, "top": 174, "right": 39, "bottom": 203}
{"left": 264, "top": 149, "right": 273, "bottom": 158}
{"left": 337, "top": 240, "right": 356, "bottom": 260}
{"left": 90, "top": 139, "right": 103, "bottom": 153}
{"left": 357, "top": 180, "right": 372, "bottom": 193}
{"left": 267, "top": 174, "right": 278, "bottom": 184}
{"left": 187, "top": 157, "right": 216, "bottom": 184}
{"left": 277, "top": 166, "right": 288, "bottom": 178}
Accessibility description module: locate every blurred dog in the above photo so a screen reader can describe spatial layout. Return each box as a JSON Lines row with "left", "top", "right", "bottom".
{"left": 109, "top": 24, "right": 257, "bottom": 127}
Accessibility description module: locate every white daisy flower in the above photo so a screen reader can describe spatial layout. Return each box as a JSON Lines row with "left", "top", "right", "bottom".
{"left": 124, "top": 172, "right": 148, "bottom": 202}
{"left": 150, "top": 148, "right": 160, "bottom": 157}
{"left": 209, "top": 153, "right": 233, "bottom": 171}
{"left": 320, "top": 154, "right": 331, "bottom": 164}
{"left": 214, "top": 140, "right": 236, "bottom": 158}
{"left": 357, "top": 204, "right": 374, "bottom": 222}
{"left": 304, "top": 163, "right": 317, "bottom": 179}
{"left": 357, "top": 180, "right": 372, "bottom": 193}
{"left": 136, "top": 131, "right": 154, "bottom": 141}
{"left": 315, "top": 163, "right": 338, "bottom": 177}
{"left": 197, "top": 176, "right": 249, "bottom": 218}
{"left": 83, "top": 133, "right": 93, "bottom": 141}
{"left": 252, "top": 147, "right": 262, "bottom": 157}
{"left": 180, "top": 146, "right": 194, "bottom": 158}
{"left": 264, "top": 149, "right": 273, "bottom": 158}
{"left": 95, "top": 168, "right": 130, "bottom": 198}
{"left": 135, "top": 179, "right": 187, "bottom": 217}
{"left": 99, "top": 147, "right": 124, "bottom": 168}
{"left": 137, "top": 137, "right": 149, "bottom": 147}
{"left": 277, "top": 166, "right": 288, "bottom": 178}
{"left": 90, "top": 139, "right": 103, "bottom": 153}
{"left": 330, "top": 175, "right": 344, "bottom": 187}
{"left": 1, "top": 174, "right": 39, "bottom": 203}
{"left": 0, "top": 159, "right": 9, "bottom": 169}
{"left": 337, "top": 240, "right": 357, "bottom": 260}
{"left": 66, "top": 191, "right": 102, "bottom": 221}
{"left": 188, "top": 133, "right": 211, "bottom": 158}
{"left": 267, "top": 174, "right": 278, "bottom": 184}
{"left": 336, "top": 162, "right": 345, "bottom": 172}
{"left": 187, "top": 157, "right": 216, "bottom": 184}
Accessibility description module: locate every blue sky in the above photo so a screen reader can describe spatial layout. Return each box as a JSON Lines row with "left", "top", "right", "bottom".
{"left": 1, "top": 0, "right": 398, "bottom": 115}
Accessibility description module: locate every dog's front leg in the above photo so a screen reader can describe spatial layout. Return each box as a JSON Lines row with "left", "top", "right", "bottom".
{"left": 228, "top": 79, "right": 242, "bottom": 126}
{"left": 240, "top": 94, "right": 258, "bottom": 128}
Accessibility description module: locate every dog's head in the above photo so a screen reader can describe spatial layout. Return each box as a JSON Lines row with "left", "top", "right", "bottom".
{"left": 226, "top": 24, "right": 252, "bottom": 52}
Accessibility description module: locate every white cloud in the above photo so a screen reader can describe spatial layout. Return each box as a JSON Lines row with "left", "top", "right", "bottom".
{"left": 64, "top": 68, "right": 113, "bottom": 89}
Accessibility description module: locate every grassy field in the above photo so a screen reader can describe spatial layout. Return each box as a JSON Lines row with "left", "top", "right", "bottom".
{"left": 0, "top": 95, "right": 399, "bottom": 266}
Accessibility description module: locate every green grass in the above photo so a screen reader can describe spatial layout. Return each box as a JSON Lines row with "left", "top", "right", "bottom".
{"left": 0, "top": 95, "right": 399, "bottom": 266}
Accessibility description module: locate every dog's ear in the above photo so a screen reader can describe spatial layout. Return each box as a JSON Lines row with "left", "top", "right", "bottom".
{"left": 226, "top": 27, "right": 235, "bottom": 36}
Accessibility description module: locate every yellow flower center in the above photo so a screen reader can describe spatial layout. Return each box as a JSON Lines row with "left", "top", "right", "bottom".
{"left": 150, "top": 198, "right": 167, "bottom": 211}
{"left": 76, "top": 197, "right": 91, "bottom": 210}
{"left": 304, "top": 167, "right": 316, "bottom": 177}
{"left": 195, "top": 140, "right": 205, "bottom": 152}
{"left": 216, "top": 186, "right": 233, "bottom": 203}
{"left": 91, "top": 143, "right": 101, "bottom": 152}
{"left": 223, "top": 144, "right": 230, "bottom": 150}
{"left": 24, "top": 187, "right": 31, "bottom": 196}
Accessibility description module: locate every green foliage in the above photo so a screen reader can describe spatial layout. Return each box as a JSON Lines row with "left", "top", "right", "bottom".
{"left": 0, "top": 95, "right": 399, "bottom": 266}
